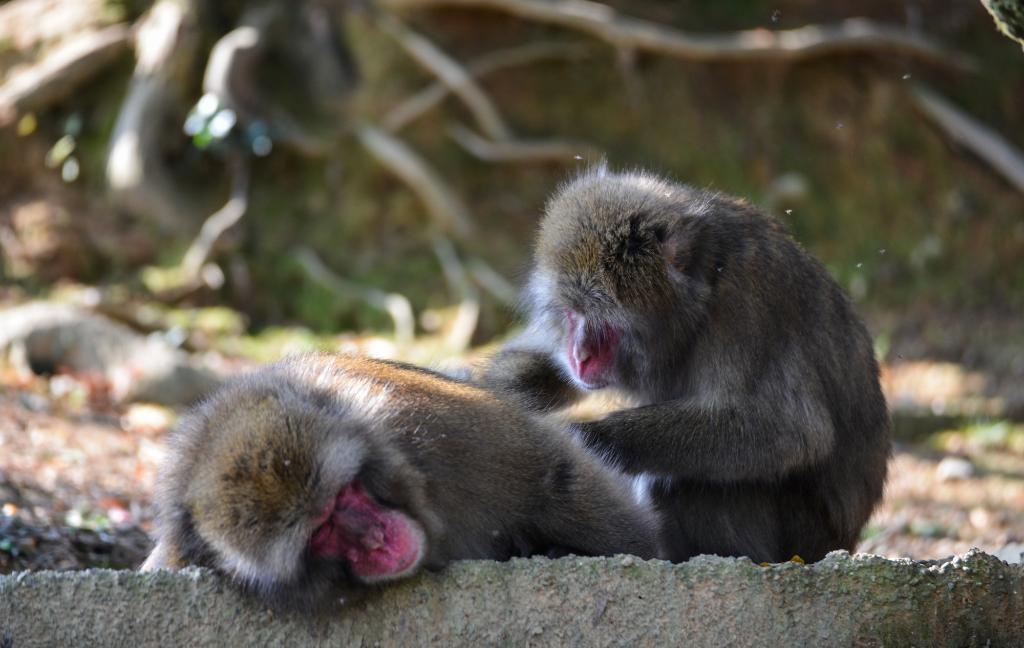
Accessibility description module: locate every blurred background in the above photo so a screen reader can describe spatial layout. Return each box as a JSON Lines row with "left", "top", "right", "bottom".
{"left": 0, "top": 0, "right": 1022, "bottom": 571}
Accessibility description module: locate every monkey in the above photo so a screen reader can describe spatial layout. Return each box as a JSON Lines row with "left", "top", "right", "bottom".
{"left": 142, "top": 352, "right": 661, "bottom": 609}
{"left": 480, "top": 165, "right": 891, "bottom": 565}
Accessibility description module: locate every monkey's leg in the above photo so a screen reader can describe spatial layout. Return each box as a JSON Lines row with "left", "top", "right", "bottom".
{"left": 538, "top": 459, "right": 662, "bottom": 560}
{"left": 655, "top": 481, "right": 785, "bottom": 564}
{"left": 658, "top": 477, "right": 847, "bottom": 564}
{"left": 481, "top": 348, "right": 584, "bottom": 413}
{"left": 574, "top": 398, "right": 834, "bottom": 482}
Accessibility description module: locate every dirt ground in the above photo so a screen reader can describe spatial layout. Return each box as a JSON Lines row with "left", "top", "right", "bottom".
{"left": 1, "top": 354, "right": 1023, "bottom": 572}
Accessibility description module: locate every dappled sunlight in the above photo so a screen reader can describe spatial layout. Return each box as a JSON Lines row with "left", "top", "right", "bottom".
{"left": 1, "top": 0, "right": 1022, "bottom": 584}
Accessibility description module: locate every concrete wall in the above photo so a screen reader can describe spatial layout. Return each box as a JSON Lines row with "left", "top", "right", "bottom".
{"left": 1, "top": 550, "right": 1022, "bottom": 647}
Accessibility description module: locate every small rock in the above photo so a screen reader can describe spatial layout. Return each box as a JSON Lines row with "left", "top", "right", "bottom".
{"left": 121, "top": 404, "right": 173, "bottom": 435}
{"left": 968, "top": 507, "right": 994, "bottom": 530}
{"left": 936, "top": 456, "right": 975, "bottom": 482}
{"left": 908, "top": 520, "right": 946, "bottom": 539}
{"left": 993, "top": 543, "right": 1024, "bottom": 564}
{"left": 18, "top": 392, "right": 49, "bottom": 412}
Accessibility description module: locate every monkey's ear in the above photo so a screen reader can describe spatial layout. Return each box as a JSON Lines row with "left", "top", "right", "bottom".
{"left": 660, "top": 228, "right": 688, "bottom": 275}
{"left": 659, "top": 220, "right": 700, "bottom": 277}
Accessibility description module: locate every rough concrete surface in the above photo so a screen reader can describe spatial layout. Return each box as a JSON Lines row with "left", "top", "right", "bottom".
{"left": 1, "top": 549, "right": 1022, "bottom": 647}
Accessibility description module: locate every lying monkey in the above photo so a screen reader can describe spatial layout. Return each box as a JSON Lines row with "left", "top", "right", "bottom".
{"left": 142, "top": 353, "right": 661, "bottom": 608}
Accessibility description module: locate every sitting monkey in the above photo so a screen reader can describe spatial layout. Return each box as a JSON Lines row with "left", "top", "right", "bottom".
{"left": 143, "top": 352, "right": 661, "bottom": 609}
{"left": 481, "top": 166, "right": 891, "bottom": 564}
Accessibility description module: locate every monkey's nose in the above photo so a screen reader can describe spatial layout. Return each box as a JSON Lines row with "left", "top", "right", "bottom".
{"left": 362, "top": 528, "right": 386, "bottom": 550}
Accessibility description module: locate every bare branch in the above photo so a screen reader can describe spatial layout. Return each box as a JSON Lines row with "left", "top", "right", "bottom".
{"left": 200, "top": 7, "right": 275, "bottom": 112}
{"left": 447, "top": 122, "right": 594, "bottom": 163}
{"left": 0, "top": 25, "right": 131, "bottom": 127}
{"left": 180, "top": 152, "right": 250, "bottom": 280}
{"left": 376, "top": 13, "right": 511, "bottom": 140}
{"left": 106, "top": 0, "right": 202, "bottom": 233}
{"left": 910, "top": 84, "right": 1024, "bottom": 196}
{"left": 614, "top": 46, "right": 642, "bottom": 111}
{"left": 382, "top": 41, "right": 592, "bottom": 132}
{"left": 982, "top": 0, "right": 1024, "bottom": 49}
{"left": 467, "top": 257, "right": 518, "bottom": 306}
{"left": 293, "top": 246, "right": 415, "bottom": 346}
{"left": 202, "top": 5, "right": 330, "bottom": 157}
{"left": 431, "top": 234, "right": 479, "bottom": 353}
{"left": 380, "top": 0, "right": 972, "bottom": 69}
{"left": 354, "top": 124, "right": 476, "bottom": 239}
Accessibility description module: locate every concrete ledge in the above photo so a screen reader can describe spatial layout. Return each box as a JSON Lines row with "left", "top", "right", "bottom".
{"left": 1, "top": 550, "right": 1022, "bottom": 647}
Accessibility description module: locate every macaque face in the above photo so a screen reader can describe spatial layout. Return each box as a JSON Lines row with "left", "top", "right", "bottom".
{"left": 563, "top": 309, "right": 620, "bottom": 389}
{"left": 308, "top": 479, "right": 425, "bottom": 583}
{"left": 191, "top": 397, "right": 430, "bottom": 591}
{"left": 536, "top": 217, "right": 674, "bottom": 392}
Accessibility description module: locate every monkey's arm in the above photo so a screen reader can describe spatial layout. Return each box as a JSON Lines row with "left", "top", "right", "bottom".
{"left": 481, "top": 348, "right": 584, "bottom": 413}
{"left": 140, "top": 539, "right": 188, "bottom": 571}
{"left": 575, "top": 399, "right": 835, "bottom": 481}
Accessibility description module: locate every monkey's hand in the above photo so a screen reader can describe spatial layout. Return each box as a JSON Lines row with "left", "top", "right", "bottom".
{"left": 569, "top": 399, "right": 836, "bottom": 481}
{"left": 483, "top": 348, "right": 583, "bottom": 413}
{"left": 570, "top": 420, "right": 615, "bottom": 459}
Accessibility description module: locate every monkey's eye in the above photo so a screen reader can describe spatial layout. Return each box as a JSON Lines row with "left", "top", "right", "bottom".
{"left": 652, "top": 224, "right": 668, "bottom": 243}
{"left": 374, "top": 495, "right": 401, "bottom": 510}
{"left": 356, "top": 467, "right": 405, "bottom": 510}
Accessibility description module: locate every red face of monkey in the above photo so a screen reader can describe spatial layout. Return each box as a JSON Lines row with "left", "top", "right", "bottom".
{"left": 564, "top": 310, "right": 620, "bottom": 389}
{"left": 536, "top": 217, "right": 674, "bottom": 391}
{"left": 177, "top": 390, "right": 433, "bottom": 594}
{"left": 309, "top": 479, "right": 424, "bottom": 583}
{"left": 534, "top": 170, "right": 692, "bottom": 393}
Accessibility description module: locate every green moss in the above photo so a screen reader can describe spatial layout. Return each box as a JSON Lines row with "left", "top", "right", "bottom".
{"left": 931, "top": 420, "right": 1024, "bottom": 453}
{"left": 213, "top": 326, "right": 338, "bottom": 363}
{"left": 983, "top": 0, "right": 1024, "bottom": 47}
{"left": 8, "top": 2, "right": 1024, "bottom": 338}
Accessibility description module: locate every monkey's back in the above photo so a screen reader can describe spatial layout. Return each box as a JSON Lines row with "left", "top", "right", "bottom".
{"left": 530, "top": 169, "right": 890, "bottom": 564}
{"left": 660, "top": 196, "right": 891, "bottom": 562}
{"left": 276, "top": 353, "right": 643, "bottom": 561}
{"left": 150, "top": 351, "right": 660, "bottom": 593}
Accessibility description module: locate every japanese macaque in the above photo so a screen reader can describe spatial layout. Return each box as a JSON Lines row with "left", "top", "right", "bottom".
{"left": 142, "top": 353, "right": 660, "bottom": 609}
{"left": 481, "top": 166, "right": 891, "bottom": 564}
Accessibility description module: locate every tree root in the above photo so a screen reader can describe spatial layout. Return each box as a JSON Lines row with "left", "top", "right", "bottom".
{"left": 910, "top": 84, "right": 1024, "bottom": 195}
{"left": 381, "top": 0, "right": 972, "bottom": 69}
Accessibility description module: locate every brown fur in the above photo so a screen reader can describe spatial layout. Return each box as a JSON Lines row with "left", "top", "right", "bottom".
{"left": 144, "top": 352, "right": 661, "bottom": 609}
{"left": 482, "top": 166, "right": 891, "bottom": 564}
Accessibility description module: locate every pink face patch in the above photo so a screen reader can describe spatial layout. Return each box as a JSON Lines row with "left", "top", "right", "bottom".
{"left": 566, "top": 311, "right": 619, "bottom": 388}
{"left": 310, "top": 480, "right": 423, "bottom": 582}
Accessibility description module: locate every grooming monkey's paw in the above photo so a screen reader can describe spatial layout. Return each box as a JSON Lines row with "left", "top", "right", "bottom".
{"left": 568, "top": 421, "right": 608, "bottom": 455}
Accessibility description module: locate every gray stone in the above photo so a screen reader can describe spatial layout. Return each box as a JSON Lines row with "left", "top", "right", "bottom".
{"left": 1, "top": 550, "right": 1022, "bottom": 647}
{"left": 936, "top": 455, "right": 975, "bottom": 481}
{"left": 994, "top": 543, "right": 1024, "bottom": 564}
{"left": 0, "top": 302, "right": 220, "bottom": 405}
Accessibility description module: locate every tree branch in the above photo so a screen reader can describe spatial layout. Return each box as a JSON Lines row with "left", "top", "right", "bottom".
{"left": 431, "top": 234, "right": 479, "bottom": 353}
{"left": 105, "top": 0, "right": 202, "bottom": 233}
{"left": 910, "top": 84, "right": 1024, "bottom": 196}
{"left": 466, "top": 257, "right": 518, "bottom": 306}
{"left": 447, "top": 122, "right": 594, "bottom": 162}
{"left": 292, "top": 246, "right": 415, "bottom": 345}
{"left": 380, "top": 0, "right": 972, "bottom": 69}
{"left": 0, "top": 25, "right": 131, "bottom": 127}
{"left": 376, "top": 13, "right": 511, "bottom": 140}
{"left": 354, "top": 124, "right": 476, "bottom": 239}
{"left": 179, "top": 152, "right": 250, "bottom": 280}
{"left": 202, "top": 4, "right": 333, "bottom": 157}
{"left": 382, "top": 41, "right": 591, "bottom": 132}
